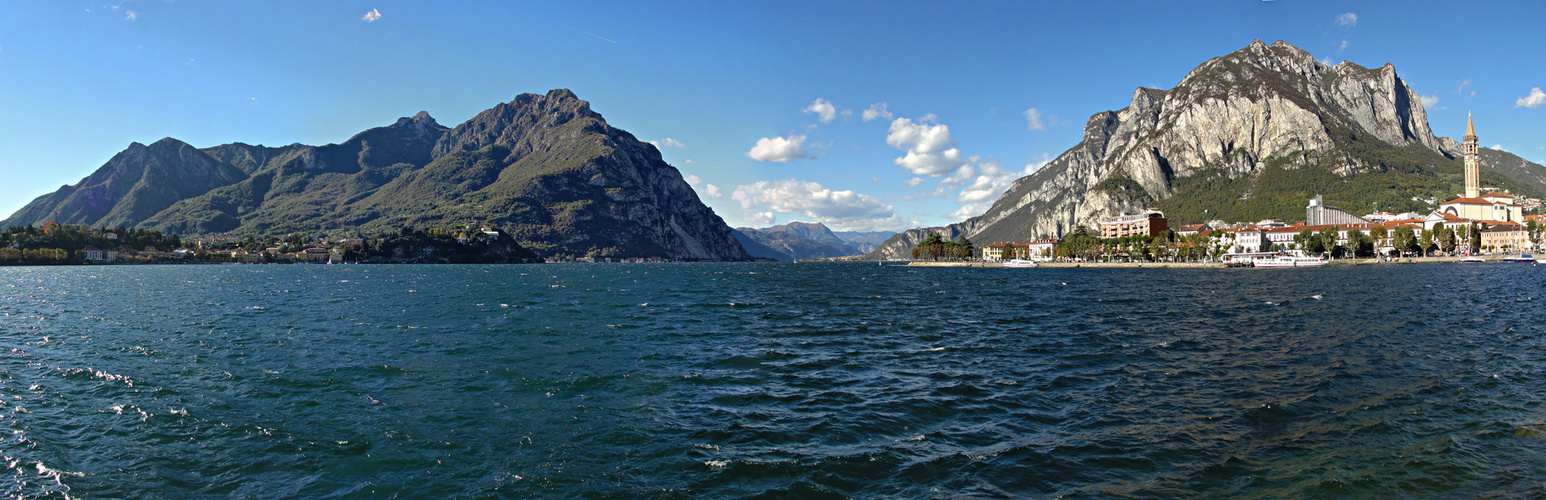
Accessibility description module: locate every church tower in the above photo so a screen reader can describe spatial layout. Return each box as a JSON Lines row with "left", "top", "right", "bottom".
{"left": 1464, "top": 112, "right": 1480, "bottom": 198}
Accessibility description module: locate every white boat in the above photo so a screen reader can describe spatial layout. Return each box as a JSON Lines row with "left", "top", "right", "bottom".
{"left": 1503, "top": 254, "right": 1536, "bottom": 263}
{"left": 1458, "top": 256, "right": 1485, "bottom": 263}
{"left": 1003, "top": 259, "right": 1038, "bottom": 268}
{"left": 1251, "top": 254, "right": 1328, "bottom": 267}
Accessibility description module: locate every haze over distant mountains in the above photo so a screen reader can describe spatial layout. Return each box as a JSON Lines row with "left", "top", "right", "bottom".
{"left": 3, "top": 90, "right": 751, "bottom": 261}
{"left": 866, "top": 40, "right": 1546, "bottom": 260}
{"left": 733, "top": 221, "right": 894, "bottom": 261}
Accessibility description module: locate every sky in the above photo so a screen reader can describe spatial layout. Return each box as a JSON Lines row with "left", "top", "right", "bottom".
{"left": 2, "top": 1, "right": 1543, "bottom": 232}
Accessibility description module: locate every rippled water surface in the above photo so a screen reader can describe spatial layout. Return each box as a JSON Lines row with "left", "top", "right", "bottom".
{"left": 4, "top": 262, "right": 1546, "bottom": 498}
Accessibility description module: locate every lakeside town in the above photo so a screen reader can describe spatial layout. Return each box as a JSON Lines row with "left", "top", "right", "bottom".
{"left": 929, "top": 115, "right": 1545, "bottom": 267}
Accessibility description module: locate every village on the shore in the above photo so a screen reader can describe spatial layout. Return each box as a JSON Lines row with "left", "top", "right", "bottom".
{"left": 920, "top": 115, "right": 1544, "bottom": 267}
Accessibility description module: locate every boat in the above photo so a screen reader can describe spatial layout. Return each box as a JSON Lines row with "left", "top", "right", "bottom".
{"left": 1502, "top": 254, "right": 1535, "bottom": 263}
{"left": 1458, "top": 256, "right": 1485, "bottom": 263}
{"left": 1255, "top": 255, "right": 1329, "bottom": 266}
{"left": 1002, "top": 259, "right": 1038, "bottom": 268}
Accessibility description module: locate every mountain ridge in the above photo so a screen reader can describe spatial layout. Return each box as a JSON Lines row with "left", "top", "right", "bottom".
{"left": 4, "top": 89, "right": 750, "bottom": 261}
{"left": 866, "top": 40, "right": 1546, "bottom": 259}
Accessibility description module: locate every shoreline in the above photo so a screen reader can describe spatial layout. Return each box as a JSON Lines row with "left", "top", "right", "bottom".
{"left": 903, "top": 255, "right": 1525, "bottom": 268}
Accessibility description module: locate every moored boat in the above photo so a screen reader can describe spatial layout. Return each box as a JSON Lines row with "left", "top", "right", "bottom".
{"left": 1502, "top": 254, "right": 1535, "bottom": 263}
{"left": 1003, "top": 259, "right": 1038, "bottom": 268}
{"left": 1458, "top": 256, "right": 1485, "bottom": 263}
{"left": 1251, "top": 254, "right": 1328, "bottom": 267}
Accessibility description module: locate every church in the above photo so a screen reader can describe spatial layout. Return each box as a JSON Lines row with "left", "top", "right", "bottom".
{"left": 1430, "top": 114, "right": 1525, "bottom": 225}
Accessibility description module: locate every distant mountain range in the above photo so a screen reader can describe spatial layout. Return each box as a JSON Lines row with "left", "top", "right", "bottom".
{"left": 867, "top": 40, "right": 1546, "bottom": 259}
{"left": 733, "top": 222, "right": 893, "bottom": 261}
{"left": 3, "top": 89, "right": 750, "bottom": 261}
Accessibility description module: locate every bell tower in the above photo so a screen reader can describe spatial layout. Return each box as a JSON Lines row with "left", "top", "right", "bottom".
{"left": 1464, "top": 112, "right": 1479, "bottom": 198}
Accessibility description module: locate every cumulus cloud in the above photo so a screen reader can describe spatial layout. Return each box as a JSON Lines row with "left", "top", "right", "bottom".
{"left": 361, "top": 8, "right": 382, "bottom": 22}
{"left": 943, "top": 159, "right": 1047, "bottom": 220}
{"left": 1516, "top": 87, "right": 1546, "bottom": 108}
{"left": 862, "top": 102, "right": 894, "bottom": 122}
{"left": 732, "top": 179, "right": 905, "bottom": 231}
{"left": 746, "top": 135, "right": 811, "bottom": 162}
{"left": 704, "top": 184, "right": 723, "bottom": 198}
{"left": 904, "top": 177, "right": 925, "bottom": 188}
{"left": 1335, "top": 12, "right": 1357, "bottom": 28}
{"left": 1420, "top": 94, "right": 1440, "bottom": 108}
{"left": 125, "top": 9, "right": 138, "bottom": 21}
{"left": 684, "top": 159, "right": 696, "bottom": 164}
{"left": 803, "top": 98, "right": 839, "bottom": 123}
{"left": 886, "top": 117, "right": 968, "bottom": 177}
{"left": 1023, "top": 108, "right": 1045, "bottom": 131}
{"left": 650, "top": 137, "right": 685, "bottom": 148}
{"left": 685, "top": 174, "right": 702, "bottom": 185}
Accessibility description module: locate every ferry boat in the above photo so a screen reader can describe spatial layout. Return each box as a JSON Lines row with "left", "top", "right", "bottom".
{"left": 1502, "top": 254, "right": 1535, "bottom": 263}
{"left": 1251, "top": 254, "right": 1328, "bottom": 268}
{"left": 1002, "top": 259, "right": 1038, "bottom": 268}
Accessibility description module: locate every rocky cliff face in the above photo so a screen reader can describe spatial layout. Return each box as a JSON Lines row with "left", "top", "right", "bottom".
{"left": 867, "top": 40, "right": 1532, "bottom": 260}
{"left": 5, "top": 89, "right": 750, "bottom": 261}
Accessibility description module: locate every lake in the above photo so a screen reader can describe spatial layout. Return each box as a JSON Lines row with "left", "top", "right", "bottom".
{"left": 3, "top": 262, "right": 1545, "bottom": 498}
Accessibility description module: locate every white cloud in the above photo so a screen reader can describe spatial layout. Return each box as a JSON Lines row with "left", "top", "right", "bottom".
{"left": 684, "top": 159, "right": 696, "bottom": 165}
{"left": 1516, "top": 87, "right": 1546, "bottom": 108}
{"left": 1420, "top": 94, "right": 1439, "bottom": 108}
{"left": 1456, "top": 78, "right": 1472, "bottom": 95}
{"left": 685, "top": 174, "right": 702, "bottom": 186}
{"left": 904, "top": 177, "right": 925, "bottom": 188}
{"left": 1339, "top": 40, "right": 1349, "bottom": 51}
{"left": 745, "top": 135, "right": 811, "bottom": 162}
{"left": 955, "top": 160, "right": 1037, "bottom": 204}
{"left": 361, "top": 8, "right": 382, "bottom": 22}
{"left": 886, "top": 116, "right": 968, "bottom": 177}
{"left": 862, "top": 102, "right": 894, "bottom": 122}
{"left": 1488, "top": 144, "right": 1508, "bottom": 152}
{"left": 803, "top": 98, "right": 838, "bottom": 124}
{"left": 747, "top": 211, "right": 776, "bottom": 226}
{"left": 704, "top": 184, "right": 723, "bottom": 198}
{"left": 1023, "top": 108, "right": 1045, "bottom": 131}
{"left": 1335, "top": 12, "right": 1357, "bottom": 28}
{"left": 124, "top": 9, "right": 138, "bottom": 21}
{"left": 731, "top": 179, "right": 905, "bottom": 231}
{"left": 650, "top": 137, "right": 685, "bottom": 148}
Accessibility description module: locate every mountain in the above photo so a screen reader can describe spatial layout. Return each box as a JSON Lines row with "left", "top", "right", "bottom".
{"left": 733, "top": 222, "right": 862, "bottom": 261}
{"left": 866, "top": 40, "right": 1546, "bottom": 260}
{"left": 4, "top": 138, "right": 250, "bottom": 230}
{"left": 4, "top": 90, "right": 751, "bottom": 261}
{"left": 832, "top": 230, "right": 896, "bottom": 254}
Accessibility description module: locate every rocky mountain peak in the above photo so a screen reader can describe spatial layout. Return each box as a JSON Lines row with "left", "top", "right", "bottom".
{"left": 430, "top": 88, "right": 607, "bottom": 158}
{"left": 396, "top": 111, "right": 441, "bottom": 129}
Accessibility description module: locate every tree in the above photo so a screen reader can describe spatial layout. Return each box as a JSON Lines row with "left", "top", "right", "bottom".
{"left": 1317, "top": 226, "right": 1339, "bottom": 257}
{"left": 1393, "top": 226, "right": 1416, "bottom": 257}
{"left": 1419, "top": 229, "right": 1434, "bottom": 256}
{"left": 1370, "top": 226, "right": 1389, "bottom": 255}
{"left": 1457, "top": 224, "right": 1471, "bottom": 253}
{"left": 1469, "top": 223, "right": 1482, "bottom": 250}
{"left": 1439, "top": 227, "right": 1457, "bottom": 253}
{"left": 1344, "top": 228, "right": 1368, "bottom": 257}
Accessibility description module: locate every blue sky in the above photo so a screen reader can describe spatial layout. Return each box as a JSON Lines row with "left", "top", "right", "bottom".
{"left": 2, "top": 1, "right": 1542, "bottom": 231}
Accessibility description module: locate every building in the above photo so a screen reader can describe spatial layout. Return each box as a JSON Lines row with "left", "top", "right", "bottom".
{"left": 982, "top": 242, "right": 1023, "bottom": 261}
{"left": 1100, "top": 210, "right": 1168, "bottom": 239}
{"left": 1026, "top": 239, "right": 1059, "bottom": 260}
{"left": 1464, "top": 112, "right": 1480, "bottom": 198}
{"left": 1435, "top": 116, "right": 1526, "bottom": 223}
{"left": 1306, "top": 195, "right": 1368, "bottom": 226}
{"left": 1173, "top": 223, "right": 1212, "bottom": 237}
{"left": 1481, "top": 221, "right": 1528, "bottom": 253}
